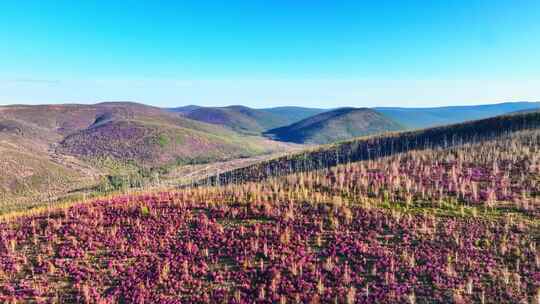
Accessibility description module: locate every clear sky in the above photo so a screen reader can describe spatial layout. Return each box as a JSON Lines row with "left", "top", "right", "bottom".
{"left": 1, "top": 0, "right": 539, "bottom": 108}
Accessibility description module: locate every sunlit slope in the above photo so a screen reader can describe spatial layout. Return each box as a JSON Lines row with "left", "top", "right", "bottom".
{"left": 0, "top": 124, "right": 537, "bottom": 302}
{"left": 207, "top": 111, "right": 540, "bottom": 185}
{"left": 0, "top": 102, "right": 294, "bottom": 203}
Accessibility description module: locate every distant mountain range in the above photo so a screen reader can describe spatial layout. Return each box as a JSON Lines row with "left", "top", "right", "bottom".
{"left": 264, "top": 107, "right": 403, "bottom": 144}
{"left": 168, "top": 101, "right": 540, "bottom": 144}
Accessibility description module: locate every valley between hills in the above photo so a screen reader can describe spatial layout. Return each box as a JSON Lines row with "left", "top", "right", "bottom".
{"left": 1, "top": 101, "right": 539, "bottom": 215}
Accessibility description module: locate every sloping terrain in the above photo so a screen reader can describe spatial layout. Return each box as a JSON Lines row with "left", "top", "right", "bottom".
{"left": 0, "top": 102, "right": 287, "bottom": 166}
{"left": 59, "top": 119, "right": 290, "bottom": 166}
{"left": 207, "top": 111, "right": 540, "bottom": 186}
{"left": 265, "top": 107, "right": 403, "bottom": 144}
{"left": 179, "top": 105, "right": 292, "bottom": 135}
{"left": 0, "top": 106, "right": 104, "bottom": 206}
{"left": 0, "top": 120, "right": 537, "bottom": 303}
{"left": 0, "top": 102, "right": 294, "bottom": 204}
{"left": 0, "top": 140, "right": 98, "bottom": 212}
{"left": 57, "top": 105, "right": 289, "bottom": 166}
{"left": 169, "top": 102, "right": 540, "bottom": 133}
{"left": 510, "top": 108, "right": 540, "bottom": 114}
{"left": 376, "top": 101, "right": 540, "bottom": 129}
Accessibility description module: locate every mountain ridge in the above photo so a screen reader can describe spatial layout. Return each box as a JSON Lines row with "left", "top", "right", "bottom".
{"left": 375, "top": 101, "right": 540, "bottom": 129}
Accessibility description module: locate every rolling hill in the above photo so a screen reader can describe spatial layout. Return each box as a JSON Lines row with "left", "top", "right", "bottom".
{"left": 376, "top": 101, "right": 540, "bottom": 129}
{"left": 204, "top": 110, "right": 540, "bottom": 186}
{"left": 0, "top": 102, "right": 286, "bottom": 165}
{"left": 3, "top": 106, "right": 538, "bottom": 303}
{"left": 57, "top": 104, "right": 290, "bottom": 165}
{"left": 264, "top": 107, "right": 403, "bottom": 144}
{"left": 169, "top": 102, "right": 540, "bottom": 134}
{"left": 169, "top": 105, "right": 329, "bottom": 134}
{"left": 175, "top": 105, "right": 291, "bottom": 135}
{"left": 4, "top": 100, "right": 539, "bottom": 207}
{"left": 0, "top": 102, "right": 295, "bottom": 204}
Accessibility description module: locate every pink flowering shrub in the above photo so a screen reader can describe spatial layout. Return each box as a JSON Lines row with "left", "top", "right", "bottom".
{"left": 0, "top": 129, "right": 538, "bottom": 303}
{"left": 0, "top": 190, "right": 537, "bottom": 303}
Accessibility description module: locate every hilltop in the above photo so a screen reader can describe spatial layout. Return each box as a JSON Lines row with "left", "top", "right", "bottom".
{"left": 264, "top": 107, "right": 403, "bottom": 144}
{"left": 177, "top": 105, "right": 291, "bottom": 135}
{"left": 169, "top": 105, "right": 328, "bottom": 135}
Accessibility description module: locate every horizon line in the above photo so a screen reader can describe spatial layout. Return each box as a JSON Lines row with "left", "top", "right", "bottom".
{"left": 0, "top": 99, "right": 538, "bottom": 110}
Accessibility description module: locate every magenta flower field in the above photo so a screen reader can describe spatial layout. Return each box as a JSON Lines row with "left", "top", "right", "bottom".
{"left": 0, "top": 130, "right": 538, "bottom": 303}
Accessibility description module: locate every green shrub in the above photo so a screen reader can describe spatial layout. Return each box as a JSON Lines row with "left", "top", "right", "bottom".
{"left": 108, "top": 175, "right": 126, "bottom": 190}
{"left": 157, "top": 134, "right": 169, "bottom": 148}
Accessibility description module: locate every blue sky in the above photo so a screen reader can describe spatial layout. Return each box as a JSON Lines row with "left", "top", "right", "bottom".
{"left": 1, "top": 0, "right": 539, "bottom": 108}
